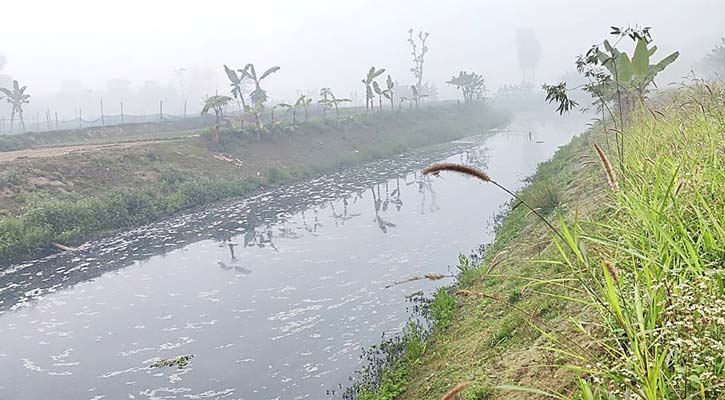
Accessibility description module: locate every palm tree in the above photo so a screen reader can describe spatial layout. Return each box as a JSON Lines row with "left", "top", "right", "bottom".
{"left": 361, "top": 66, "right": 385, "bottom": 111}
{"left": 0, "top": 80, "right": 31, "bottom": 132}
{"left": 201, "top": 95, "right": 232, "bottom": 148}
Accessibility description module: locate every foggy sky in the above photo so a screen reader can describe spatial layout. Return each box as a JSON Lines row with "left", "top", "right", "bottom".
{"left": 2, "top": 0, "right": 724, "bottom": 118}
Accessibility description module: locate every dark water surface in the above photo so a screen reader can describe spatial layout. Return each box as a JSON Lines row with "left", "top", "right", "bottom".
{"left": 0, "top": 115, "right": 584, "bottom": 399}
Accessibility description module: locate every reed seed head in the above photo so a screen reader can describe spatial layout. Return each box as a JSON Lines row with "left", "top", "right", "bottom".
{"left": 603, "top": 259, "right": 618, "bottom": 284}
{"left": 457, "top": 289, "right": 501, "bottom": 301}
{"left": 422, "top": 163, "right": 491, "bottom": 182}
{"left": 441, "top": 382, "right": 470, "bottom": 400}
{"left": 593, "top": 144, "right": 619, "bottom": 193}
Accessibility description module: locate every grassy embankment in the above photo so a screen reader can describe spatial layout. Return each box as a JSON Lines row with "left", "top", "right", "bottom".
{"left": 351, "top": 84, "right": 724, "bottom": 400}
{"left": 0, "top": 104, "right": 509, "bottom": 263}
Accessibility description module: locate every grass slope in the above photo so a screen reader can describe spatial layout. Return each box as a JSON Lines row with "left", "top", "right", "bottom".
{"left": 353, "top": 84, "right": 724, "bottom": 400}
{"left": 0, "top": 104, "right": 508, "bottom": 263}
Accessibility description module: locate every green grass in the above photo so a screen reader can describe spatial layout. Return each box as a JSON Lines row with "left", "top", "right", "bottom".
{"left": 1, "top": 103, "right": 510, "bottom": 264}
{"left": 547, "top": 83, "right": 725, "bottom": 399}
{"left": 351, "top": 83, "right": 723, "bottom": 399}
{"left": 0, "top": 177, "right": 262, "bottom": 260}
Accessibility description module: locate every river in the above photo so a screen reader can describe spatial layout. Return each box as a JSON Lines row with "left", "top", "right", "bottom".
{"left": 0, "top": 113, "right": 584, "bottom": 399}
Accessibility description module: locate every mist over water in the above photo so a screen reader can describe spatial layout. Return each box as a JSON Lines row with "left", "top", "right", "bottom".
{"left": 1, "top": 0, "right": 723, "bottom": 122}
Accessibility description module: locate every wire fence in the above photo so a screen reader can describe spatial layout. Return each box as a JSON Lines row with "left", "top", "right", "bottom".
{"left": 0, "top": 100, "right": 204, "bottom": 135}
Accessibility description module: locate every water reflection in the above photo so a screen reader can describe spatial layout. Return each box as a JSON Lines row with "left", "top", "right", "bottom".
{"left": 0, "top": 114, "right": 585, "bottom": 400}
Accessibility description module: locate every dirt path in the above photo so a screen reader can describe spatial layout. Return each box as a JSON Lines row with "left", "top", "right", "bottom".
{"left": 0, "top": 138, "right": 190, "bottom": 163}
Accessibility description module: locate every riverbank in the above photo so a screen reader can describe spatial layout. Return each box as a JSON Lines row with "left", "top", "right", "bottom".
{"left": 0, "top": 104, "right": 509, "bottom": 263}
{"left": 351, "top": 84, "right": 724, "bottom": 399}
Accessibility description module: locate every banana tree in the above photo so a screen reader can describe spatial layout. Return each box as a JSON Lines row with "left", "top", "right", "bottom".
{"left": 0, "top": 80, "right": 31, "bottom": 132}
{"left": 383, "top": 75, "right": 395, "bottom": 111}
{"left": 398, "top": 96, "right": 414, "bottom": 111}
{"left": 596, "top": 38, "right": 679, "bottom": 106}
{"left": 201, "top": 95, "right": 232, "bottom": 148}
{"left": 277, "top": 103, "right": 296, "bottom": 124}
{"left": 372, "top": 81, "right": 384, "bottom": 111}
{"left": 294, "top": 94, "right": 312, "bottom": 122}
{"left": 319, "top": 88, "right": 333, "bottom": 119}
{"left": 319, "top": 88, "right": 350, "bottom": 119}
{"left": 409, "top": 85, "right": 429, "bottom": 108}
{"left": 446, "top": 71, "right": 486, "bottom": 103}
{"left": 361, "top": 66, "right": 385, "bottom": 111}
{"left": 223, "top": 65, "right": 249, "bottom": 127}
{"left": 241, "top": 63, "right": 280, "bottom": 130}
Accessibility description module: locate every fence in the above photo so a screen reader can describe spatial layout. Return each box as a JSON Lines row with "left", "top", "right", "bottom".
{"left": 0, "top": 100, "right": 200, "bottom": 135}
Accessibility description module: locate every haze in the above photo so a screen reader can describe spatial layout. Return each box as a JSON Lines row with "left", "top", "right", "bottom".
{"left": 2, "top": 0, "right": 723, "bottom": 118}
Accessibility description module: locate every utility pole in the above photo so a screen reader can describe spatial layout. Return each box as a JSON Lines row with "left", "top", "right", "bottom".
{"left": 120, "top": 101, "right": 124, "bottom": 124}
{"left": 159, "top": 100, "right": 163, "bottom": 121}
{"left": 184, "top": 100, "right": 187, "bottom": 119}
{"left": 55, "top": 112, "right": 59, "bottom": 130}
{"left": 79, "top": 109, "right": 83, "bottom": 128}
{"left": 100, "top": 99, "right": 105, "bottom": 126}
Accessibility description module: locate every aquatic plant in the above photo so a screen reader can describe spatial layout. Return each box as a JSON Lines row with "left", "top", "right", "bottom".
{"left": 150, "top": 354, "right": 195, "bottom": 369}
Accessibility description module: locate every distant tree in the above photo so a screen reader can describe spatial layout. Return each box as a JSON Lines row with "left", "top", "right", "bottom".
{"left": 398, "top": 95, "right": 414, "bottom": 111}
{"left": 295, "top": 94, "right": 312, "bottom": 122}
{"left": 515, "top": 29, "right": 542, "bottom": 82}
{"left": 362, "top": 66, "right": 385, "bottom": 111}
{"left": 408, "top": 28, "right": 430, "bottom": 101}
{"left": 277, "top": 103, "right": 295, "bottom": 124}
{"left": 0, "top": 80, "right": 31, "bottom": 132}
{"left": 319, "top": 88, "right": 333, "bottom": 119}
{"left": 383, "top": 75, "right": 395, "bottom": 111}
{"left": 446, "top": 71, "right": 485, "bottom": 103}
{"left": 372, "top": 81, "right": 384, "bottom": 111}
{"left": 200, "top": 95, "right": 232, "bottom": 148}
{"left": 223, "top": 65, "right": 250, "bottom": 125}
{"left": 318, "top": 88, "right": 350, "bottom": 119}
{"left": 277, "top": 95, "right": 309, "bottom": 124}
{"left": 241, "top": 63, "right": 280, "bottom": 133}
{"left": 700, "top": 37, "right": 725, "bottom": 77}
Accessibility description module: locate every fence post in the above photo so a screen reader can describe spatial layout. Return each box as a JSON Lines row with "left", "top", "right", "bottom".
{"left": 100, "top": 99, "right": 105, "bottom": 126}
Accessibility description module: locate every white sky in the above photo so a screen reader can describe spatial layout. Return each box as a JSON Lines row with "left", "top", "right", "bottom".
{"left": 2, "top": 0, "right": 723, "bottom": 114}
